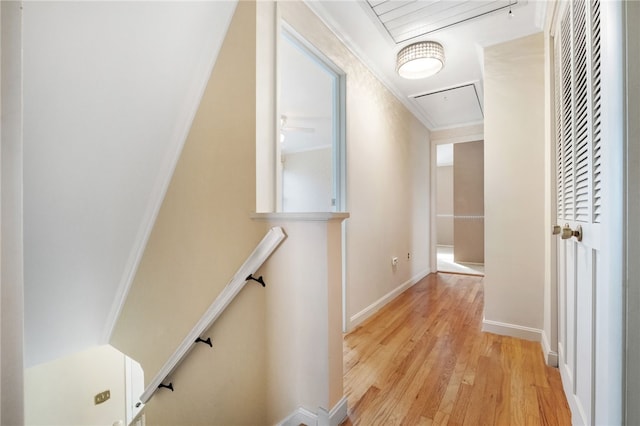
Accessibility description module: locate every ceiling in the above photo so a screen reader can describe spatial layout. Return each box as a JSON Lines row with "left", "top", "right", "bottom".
{"left": 307, "top": 0, "right": 546, "bottom": 130}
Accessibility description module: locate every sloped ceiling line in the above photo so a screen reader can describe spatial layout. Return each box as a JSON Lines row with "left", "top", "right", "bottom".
{"left": 23, "top": 1, "right": 239, "bottom": 367}
{"left": 102, "top": 2, "right": 240, "bottom": 344}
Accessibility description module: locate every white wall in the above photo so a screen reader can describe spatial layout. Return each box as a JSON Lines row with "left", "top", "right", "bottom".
{"left": 283, "top": 148, "right": 333, "bottom": 212}
{"left": 277, "top": 2, "right": 431, "bottom": 331}
{"left": 25, "top": 345, "right": 129, "bottom": 426}
{"left": 483, "top": 33, "right": 545, "bottom": 337}
{"left": 1, "top": 2, "right": 25, "bottom": 424}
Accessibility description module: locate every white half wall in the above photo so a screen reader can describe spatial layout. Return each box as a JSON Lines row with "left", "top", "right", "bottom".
{"left": 483, "top": 33, "right": 546, "bottom": 335}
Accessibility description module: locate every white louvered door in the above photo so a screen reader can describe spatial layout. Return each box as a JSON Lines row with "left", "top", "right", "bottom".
{"left": 553, "top": 1, "right": 602, "bottom": 424}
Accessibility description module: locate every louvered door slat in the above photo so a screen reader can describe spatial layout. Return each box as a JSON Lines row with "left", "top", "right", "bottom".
{"left": 560, "top": 10, "right": 573, "bottom": 220}
{"left": 555, "top": 33, "right": 564, "bottom": 220}
{"left": 573, "top": 0, "right": 590, "bottom": 222}
{"left": 591, "top": 0, "right": 602, "bottom": 222}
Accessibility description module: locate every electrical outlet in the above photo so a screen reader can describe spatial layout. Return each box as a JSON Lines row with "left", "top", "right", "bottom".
{"left": 94, "top": 390, "right": 110, "bottom": 405}
{"left": 407, "top": 252, "right": 411, "bottom": 260}
{"left": 392, "top": 257, "right": 398, "bottom": 267}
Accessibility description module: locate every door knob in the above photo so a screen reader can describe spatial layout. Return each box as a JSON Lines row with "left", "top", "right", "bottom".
{"left": 561, "top": 223, "right": 583, "bottom": 241}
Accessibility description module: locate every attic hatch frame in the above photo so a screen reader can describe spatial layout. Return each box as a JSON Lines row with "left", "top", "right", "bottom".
{"left": 366, "top": 0, "right": 524, "bottom": 44}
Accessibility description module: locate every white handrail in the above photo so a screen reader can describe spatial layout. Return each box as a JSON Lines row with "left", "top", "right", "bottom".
{"left": 137, "top": 226, "right": 286, "bottom": 405}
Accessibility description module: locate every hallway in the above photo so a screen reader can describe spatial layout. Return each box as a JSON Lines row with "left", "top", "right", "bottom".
{"left": 341, "top": 273, "right": 570, "bottom": 425}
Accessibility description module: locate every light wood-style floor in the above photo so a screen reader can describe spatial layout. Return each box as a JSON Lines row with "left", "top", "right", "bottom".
{"left": 341, "top": 273, "right": 571, "bottom": 426}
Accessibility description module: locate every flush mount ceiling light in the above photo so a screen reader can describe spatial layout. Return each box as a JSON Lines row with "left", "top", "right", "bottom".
{"left": 396, "top": 41, "right": 445, "bottom": 79}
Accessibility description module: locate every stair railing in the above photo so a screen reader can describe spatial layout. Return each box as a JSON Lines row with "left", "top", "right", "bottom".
{"left": 137, "top": 226, "right": 286, "bottom": 406}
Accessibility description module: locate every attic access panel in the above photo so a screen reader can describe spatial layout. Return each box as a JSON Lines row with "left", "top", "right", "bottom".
{"left": 413, "top": 83, "right": 483, "bottom": 129}
{"left": 367, "top": 0, "right": 522, "bottom": 43}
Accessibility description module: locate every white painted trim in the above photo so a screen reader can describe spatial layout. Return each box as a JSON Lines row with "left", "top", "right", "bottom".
{"left": 534, "top": 0, "right": 548, "bottom": 30}
{"left": 139, "top": 227, "right": 286, "bottom": 404}
{"left": 276, "top": 397, "right": 348, "bottom": 426}
{"left": 276, "top": 407, "right": 316, "bottom": 426}
{"left": 101, "top": 1, "right": 239, "bottom": 343}
{"left": 482, "top": 319, "right": 543, "bottom": 342}
{"left": 349, "top": 270, "right": 430, "bottom": 330}
{"left": 317, "top": 397, "right": 348, "bottom": 426}
{"left": 625, "top": 2, "right": 640, "bottom": 424}
{"left": 541, "top": 331, "right": 559, "bottom": 367}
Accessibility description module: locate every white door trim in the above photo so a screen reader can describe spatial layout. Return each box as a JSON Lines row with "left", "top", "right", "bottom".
{"left": 625, "top": 1, "right": 640, "bottom": 423}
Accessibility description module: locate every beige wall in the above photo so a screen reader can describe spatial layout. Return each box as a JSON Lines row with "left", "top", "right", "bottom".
{"left": 484, "top": 33, "right": 545, "bottom": 333}
{"left": 278, "top": 2, "right": 431, "bottom": 330}
{"left": 436, "top": 166, "right": 453, "bottom": 246}
{"left": 453, "top": 141, "right": 484, "bottom": 263}
{"left": 110, "top": 3, "right": 268, "bottom": 424}
{"left": 25, "top": 345, "right": 126, "bottom": 426}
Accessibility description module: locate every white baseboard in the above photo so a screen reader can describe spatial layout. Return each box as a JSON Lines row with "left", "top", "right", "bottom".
{"left": 482, "top": 318, "right": 542, "bottom": 342}
{"left": 318, "top": 397, "right": 348, "bottom": 426}
{"left": 349, "top": 270, "right": 430, "bottom": 331}
{"left": 541, "top": 331, "right": 559, "bottom": 367}
{"left": 277, "top": 397, "right": 348, "bottom": 426}
{"left": 277, "top": 407, "right": 316, "bottom": 426}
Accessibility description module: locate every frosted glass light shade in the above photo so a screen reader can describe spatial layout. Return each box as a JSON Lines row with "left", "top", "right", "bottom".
{"left": 396, "top": 41, "right": 445, "bottom": 79}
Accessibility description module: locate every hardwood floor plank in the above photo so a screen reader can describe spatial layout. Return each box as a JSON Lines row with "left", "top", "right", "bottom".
{"left": 341, "top": 273, "right": 572, "bottom": 426}
{"left": 447, "top": 383, "right": 473, "bottom": 426}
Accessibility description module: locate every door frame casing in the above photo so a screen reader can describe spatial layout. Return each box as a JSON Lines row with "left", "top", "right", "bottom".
{"left": 546, "top": 0, "right": 626, "bottom": 423}
{"left": 429, "top": 126, "right": 484, "bottom": 274}
{"left": 543, "top": 0, "right": 560, "bottom": 368}
{"left": 625, "top": 1, "right": 639, "bottom": 424}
